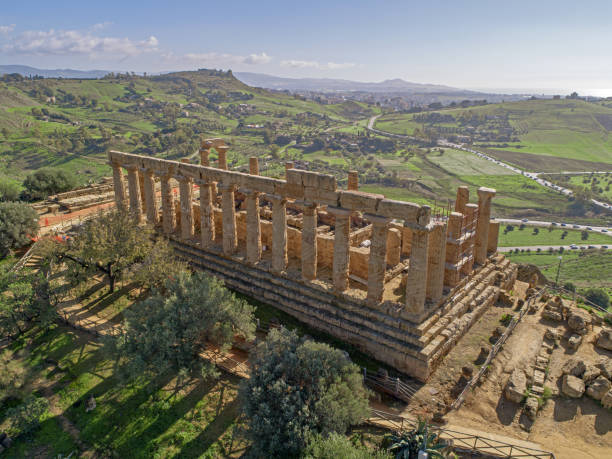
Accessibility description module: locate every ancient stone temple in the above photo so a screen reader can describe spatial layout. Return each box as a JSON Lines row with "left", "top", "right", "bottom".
{"left": 108, "top": 141, "right": 516, "bottom": 381}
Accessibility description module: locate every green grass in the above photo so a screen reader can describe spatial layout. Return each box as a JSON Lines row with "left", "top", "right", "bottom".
{"left": 498, "top": 226, "right": 612, "bottom": 247}
{"left": 506, "top": 249, "right": 612, "bottom": 294}
{"left": 427, "top": 148, "right": 514, "bottom": 176}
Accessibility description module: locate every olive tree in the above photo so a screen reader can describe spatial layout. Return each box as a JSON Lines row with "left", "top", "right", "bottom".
{"left": 21, "top": 168, "right": 77, "bottom": 201}
{"left": 240, "top": 328, "right": 370, "bottom": 457}
{"left": 111, "top": 271, "right": 256, "bottom": 381}
{"left": 0, "top": 201, "right": 39, "bottom": 258}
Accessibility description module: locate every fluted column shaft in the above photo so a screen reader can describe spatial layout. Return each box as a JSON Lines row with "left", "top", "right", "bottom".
{"left": 178, "top": 176, "right": 194, "bottom": 240}
{"left": 367, "top": 215, "right": 390, "bottom": 305}
{"left": 220, "top": 183, "right": 237, "bottom": 255}
{"left": 405, "top": 228, "right": 429, "bottom": 315}
{"left": 329, "top": 207, "right": 351, "bottom": 292}
{"left": 301, "top": 202, "right": 318, "bottom": 280}
{"left": 160, "top": 174, "right": 175, "bottom": 234}
{"left": 426, "top": 223, "right": 446, "bottom": 303}
{"left": 126, "top": 166, "right": 143, "bottom": 223}
{"left": 269, "top": 195, "right": 288, "bottom": 273}
{"left": 142, "top": 168, "right": 158, "bottom": 224}
{"left": 111, "top": 163, "right": 127, "bottom": 210}
{"left": 198, "top": 181, "right": 215, "bottom": 248}
{"left": 246, "top": 190, "right": 262, "bottom": 264}
{"left": 475, "top": 187, "right": 496, "bottom": 264}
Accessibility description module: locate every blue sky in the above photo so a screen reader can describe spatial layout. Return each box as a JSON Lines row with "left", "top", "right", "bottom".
{"left": 1, "top": 0, "right": 611, "bottom": 94}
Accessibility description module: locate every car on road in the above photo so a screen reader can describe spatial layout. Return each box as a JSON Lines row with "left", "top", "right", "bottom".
{"left": 570, "top": 244, "right": 578, "bottom": 249}
{"left": 603, "top": 245, "right": 609, "bottom": 249}
{"left": 588, "top": 245, "right": 596, "bottom": 249}
{"left": 587, "top": 227, "right": 593, "bottom": 231}
{"left": 561, "top": 223, "right": 567, "bottom": 227}
{"left": 580, "top": 246, "right": 586, "bottom": 250}
{"left": 521, "top": 218, "right": 528, "bottom": 222}
{"left": 573, "top": 225, "right": 580, "bottom": 229}
{"left": 602, "top": 229, "right": 608, "bottom": 233}
{"left": 551, "top": 222, "right": 558, "bottom": 226}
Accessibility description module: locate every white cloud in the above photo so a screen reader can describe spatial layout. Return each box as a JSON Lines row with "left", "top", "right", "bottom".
{"left": 91, "top": 22, "right": 113, "bottom": 31}
{"left": 2, "top": 28, "right": 159, "bottom": 58}
{"left": 0, "top": 24, "right": 15, "bottom": 35}
{"left": 168, "top": 51, "right": 271, "bottom": 67}
{"left": 281, "top": 59, "right": 355, "bottom": 70}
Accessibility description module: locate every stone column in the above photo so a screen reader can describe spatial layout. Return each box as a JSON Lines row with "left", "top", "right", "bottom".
{"left": 405, "top": 228, "right": 429, "bottom": 315}
{"left": 301, "top": 202, "right": 318, "bottom": 280}
{"left": 245, "top": 190, "right": 262, "bottom": 264}
{"left": 285, "top": 162, "right": 294, "bottom": 175}
{"left": 444, "top": 212, "right": 463, "bottom": 288}
{"left": 386, "top": 228, "right": 401, "bottom": 266}
{"left": 126, "top": 166, "right": 143, "bottom": 223}
{"left": 269, "top": 195, "right": 288, "bottom": 273}
{"left": 198, "top": 180, "right": 215, "bottom": 248}
{"left": 249, "top": 157, "right": 259, "bottom": 175}
{"left": 462, "top": 203, "right": 478, "bottom": 274}
{"left": 488, "top": 221, "right": 500, "bottom": 254}
{"left": 329, "top": 207, "right": 351, "bottom": 292}
{"left": 142, "top": 168, "right": 158, "bottom": 224}
{"left": 367, "top": 215, "right": 390, "bottom": 305}
{"left": 111, "top": 163, "right": 127, "bottom": 210}
{"left": 220, "top": 183, "right": 237, "bottom": 255}
{"left": 138, "top": 170, "right": 146, "bottom": 213}
{"left": 217, "top": 146, "right": 228, "bottom": 170}
{"left": 401, "top": 226, "right": 412, "bottom": 257}
{"left": 454, "top": 186, "right": 469, "bottom": 214}
{"left": 200, "top": 141, "right": 212, "bottom": 166}
{"left": 475, "top": 187, "right": 496, "bottom": 264}
{"left": 160, "top": 173, "right": 175, "bottom": 234}
{"left": 178, "top": 175, "right": 194, "bottom": 240}
{"left": 348, "top": 170, "right": 359, "bottom": 191}
{"left": 426, "top": 223, "right": 447, "bottom": 303}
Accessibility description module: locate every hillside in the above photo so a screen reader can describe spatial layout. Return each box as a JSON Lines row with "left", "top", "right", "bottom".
{"left": 375, "top": 99, "right": 612, "bottom": 171}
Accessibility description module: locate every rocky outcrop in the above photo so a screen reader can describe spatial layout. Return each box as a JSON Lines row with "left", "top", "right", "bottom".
{"left": 505, "top": 368, "right": 527, "bottom": 403}
{"left": 567, "top": 309, "right": 591, "bottom": 335}
{"left": 596, "top": 357, "right": 612, "bottom": 380}
{"left": 596, "top": 328, "right": 612, "bottom": 351}
{"left": 523, "top": 397, "right": 539, "bottom": 421}
{"left": 562, "top": 374, "right": 585, "bottom": 398}
{"left": 567, "top": 333, "right": 582, "bottom": 350}
{"left": 586, "top": 376, "right": 612, "bottom": 401}
{"left": 562, "top": 358, "right": 586, "bottom": 378}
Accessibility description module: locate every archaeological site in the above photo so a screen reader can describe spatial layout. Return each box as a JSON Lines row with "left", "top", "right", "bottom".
{"left": 108, "top": 139, "right": 517, "bottom": 381}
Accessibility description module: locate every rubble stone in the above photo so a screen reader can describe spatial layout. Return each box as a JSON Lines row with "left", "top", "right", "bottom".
{"left": 567, "top": 309, "right": 591, "bottom": 335}
{"left": 561, "top": 374, "right": 585, "bottom": 398}
{"left": 596, "top": 328, "right": 612, "bottom": 351}
{"left": 561, "top": 358, "right": 586, "bottom": 377}
{"left": 601, "top": 389, "right": 612, "bottom": 409}
{"left": 586, "top": 376, "right": 612, "bottom": 400}
{"left": 567, "top": 334, "right": 582, "bottom": 350}
{"left": 505, "top": 369, "right": 527, "bottom": 403}
{"left": 524, "top": 397, "right": 539, "bottom": 421}
{"left": 596, "top": 357, "right": 612, "bottom": 380}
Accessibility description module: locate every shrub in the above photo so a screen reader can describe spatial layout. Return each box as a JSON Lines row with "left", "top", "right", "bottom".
{"left": 0, "top": 180, "right": 21, "bottom": 201}
{"left": 563, "top": 282, "right": 576, "bottom": 292}
{"left": 6, "top": 395, "right": 49, "bottom": 437}
{"left": 22, "top": 168, "right": 77, "bottom": 201}
{"left": 0, "top": 201, "right": 39, "bottom": 257}
{"left": 304, "top": 433, "right": 391, "bottom": 459}
{"left": 584, "top": 288, "right": 610, "bottom": 309}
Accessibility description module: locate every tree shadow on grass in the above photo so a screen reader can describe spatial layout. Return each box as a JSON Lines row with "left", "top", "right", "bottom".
{"left": 173, "top": 397, "right": 242, "bottom": 459}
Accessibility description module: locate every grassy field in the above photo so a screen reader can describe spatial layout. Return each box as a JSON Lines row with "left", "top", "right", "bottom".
{"left": 375, "top": 99, "right": 612, "bottom": 168}
{"left": 506, "top": 249, "right": 612, "bottom": 298}
{"left": 498, "top": 226, "right": 612, "bottom": 247}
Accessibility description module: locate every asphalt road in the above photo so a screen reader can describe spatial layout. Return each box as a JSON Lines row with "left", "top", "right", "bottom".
{"left": 498, "top": 244, "right": 609, "bottom": 252}
{"left": 493, "top": 218, "right": 612, "bottom": 235}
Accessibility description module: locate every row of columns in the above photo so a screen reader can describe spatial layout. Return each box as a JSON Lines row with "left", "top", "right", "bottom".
{"left": 111, "top": 157, "right": 461, "bottom": 315}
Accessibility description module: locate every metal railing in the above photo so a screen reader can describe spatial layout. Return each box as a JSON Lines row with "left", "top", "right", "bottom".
{"left": 450, "top": 287, "right": 546, "bottom": 411}
{"left": 362, "top": 368, "right": 420, "bottom": 402}
{"left": 367, "top": 409, "right": 555, "bottom": 459}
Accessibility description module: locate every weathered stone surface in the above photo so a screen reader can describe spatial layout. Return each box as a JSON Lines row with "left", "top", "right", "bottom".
{"left": 562, "top": 358, "right": 586, "bottom": 377}
{"left": 586, "top": 376, "right": 612, "bottom": 400}
{"left": 567, "top": 333, "right": 582, "bottom": 350}
{"left": 524, "top": 397, "right": 539, "bottom": 421}
{"left": 596, "top": 328, "right": 612, "bottom": 351}
{"left": 505, "top": 369, "right": 527, "bottom": 403}
{"left": 545, "top": 328, "right": 560, "bottom": 341}
{"left": 583, "top": 364, "right": 602, "bottom": 383}
{"left": 596, "top": 357, "right": 612, "bottom": 380}
{"left": 542, "top": 310, "right": 563, "bottom": 321}
{"left": 562, "top": 374, "right": 585, "bottom": 398}
{"left": 601, "top": 389, "right": 612, "bottom": 409}
{"left": 567, "top": 309, "right": 591, "bottom": 335}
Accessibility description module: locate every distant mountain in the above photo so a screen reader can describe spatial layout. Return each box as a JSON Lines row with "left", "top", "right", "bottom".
{"left": 0, "top": 65, "right": 110, "bottom": 79}
{"left": 235, "top": 72, "right": 478, "bottom": 94}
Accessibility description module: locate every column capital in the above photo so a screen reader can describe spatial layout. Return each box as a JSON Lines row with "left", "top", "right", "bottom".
{"left": 243, "top": 188, "right": 262, "bottom": 197}
{"left": 364, "top": 214, "right": 391, "bottom": 225}
{"left": 218, "top": 182, "right": 237, "bottom": 192}
{"left": 125, "top": 164, "right": 139, "bottom": 171}
{"left": 175, "top": 174, "right": 192, "bottom": 183}
{"left": 266, "top": 193, "right": 288, "bottom": 204}
{"left": 295, "top": 199, "right": 317, "bottom": 208}
{"left": 477, "top": 187, "right": 496, "bottom": 198}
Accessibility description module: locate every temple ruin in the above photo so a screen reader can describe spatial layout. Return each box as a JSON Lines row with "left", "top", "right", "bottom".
{"left": 108, "top": 140, "right": 516, "bottom": 381}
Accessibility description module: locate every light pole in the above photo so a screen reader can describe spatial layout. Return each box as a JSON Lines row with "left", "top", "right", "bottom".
{"left": 555, "top": 255, "right": 563, "bottom": 286}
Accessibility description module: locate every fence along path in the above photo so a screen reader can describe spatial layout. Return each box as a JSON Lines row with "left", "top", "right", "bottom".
{"left": 450, "top": 287, "right": 546, "bottom": 411}
{"left": 12, "top": 246, "right": 555, "bottom": 459}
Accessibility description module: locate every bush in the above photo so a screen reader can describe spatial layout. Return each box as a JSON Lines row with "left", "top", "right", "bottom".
{"left": 584, "top": 288, "right": 610, "bottom": 309}
{"left": 22, "top": 168, "right": 77, "bottom": 200}
{"left": 0, "top": 180, "right": 21, "bottom": 201}
{"left": 240, "top": 328, "right": 370, "bottom": 457}
{"left": 304, "top": 433, "right": 391, "bottom": 459}
{"left": 563, "top": 282, "right": 576, "bottom": 292}
{"left": 0, "top": 201, "right": 39, "bottom": 257}
{"left": 6, "top": 395, "right": 49, "bottom": 437}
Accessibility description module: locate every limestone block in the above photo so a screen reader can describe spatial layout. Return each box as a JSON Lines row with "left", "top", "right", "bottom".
{"left": 602, "top": 389, "right": 612, "bottom": 409}
{"left": 561, "top": 374, "right": 585, "bottom": 398}
{"left": 596, "top": 328, "right": 612, "bottom": 351}
{"left": 562, "top": 357, "right": 586, "bottom": 377}
{"left": 596, "top": 356, "right": 612, "bottom": 379}
{"left": 586, "top": 376, "right": 611, "bottom": 400}
{"left": 378, "top": 199, "right": 421, "bottom": 223}
{"left": 339, "top": 190, "right": 382, "bottom": 214}
{"left": 505, "top": 368, "right": 527, "bottom": 403}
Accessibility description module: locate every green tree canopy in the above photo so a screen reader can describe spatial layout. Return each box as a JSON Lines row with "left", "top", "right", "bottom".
{"left": 240, "top": 328, "right": 370, "bottom": 457}
{"left": 304, "top": 433, "right": 391, "bottom": 459}
{"left": 112, "top": 271, "right": 256, "bottom": 380}
{"left": 584, "top": 288, "right": 610, "bottom": 309}
{"left": 0, "top": 201, "right": 39, "bottom": 257}
{"left": 22, "top": 168, "right": 77, "bottom": 201}
{"left": 0, "top": 180, "right": 21, "bottom": 202}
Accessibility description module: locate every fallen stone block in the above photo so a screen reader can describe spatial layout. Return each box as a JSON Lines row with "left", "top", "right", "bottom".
{"left": 562, "top": 374, "right": 585, "bottom": 398}
{"left": 505, "top": 368, "right": 527, "bottom": 403}
{"left": 586, "top": 376, "right": 612, "bottom": 401}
